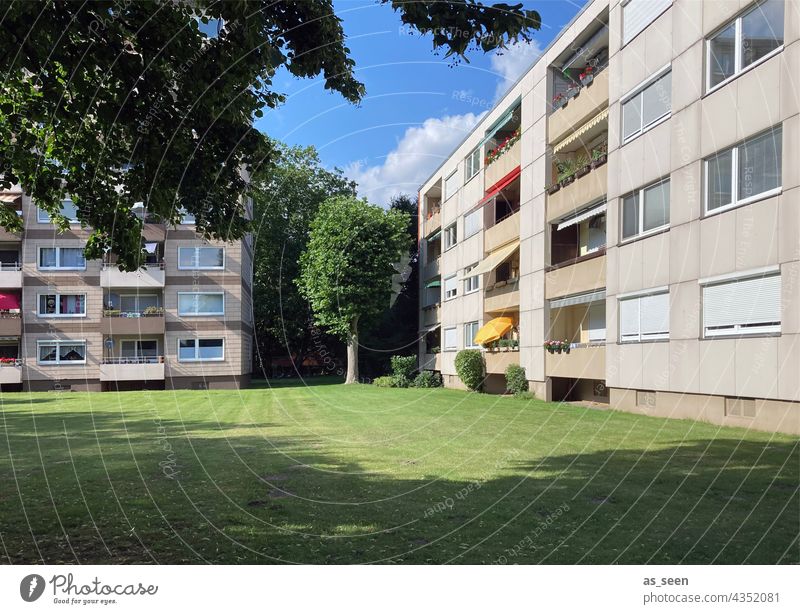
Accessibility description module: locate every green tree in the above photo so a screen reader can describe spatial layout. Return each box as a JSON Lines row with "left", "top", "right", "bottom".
{"left": 251, "top": 142, "right": 356, "bottom": 376}
{"left": 0, "top": 1, "right": 540, "bottom": 269}
{"left": 298, "top": 197, "right": 410, "bottom": 384}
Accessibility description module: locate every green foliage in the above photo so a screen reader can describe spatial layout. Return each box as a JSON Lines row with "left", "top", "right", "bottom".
{"left": 504, "top": 364, "right": 529, "bottom": 396}
{"left": 372, "top": 376, "right": 395, "bottom": 388}
{"left": 455, "top": 349, "right": 485, "bottom": 392}
{"left": 0, "top": 2, "right": 539, "bottom": 270}
{"left": 390, "top": 355, "right": 416, "bottom": 380}
{"left": 413, "top": 370, "right": 442, "bottom": 388}
{"left": 391, "top": 374, "right": 411, "bottom": 389}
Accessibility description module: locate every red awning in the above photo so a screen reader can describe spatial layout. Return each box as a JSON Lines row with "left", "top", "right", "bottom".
{"left": 480, "top": 166, "right": 521, "bottom": 206}
{"left": 0, "top": 293, "right": 21, "bottom": 310}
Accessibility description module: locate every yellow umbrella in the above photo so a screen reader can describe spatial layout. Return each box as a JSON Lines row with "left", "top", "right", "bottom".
{"left": 473, "top": 317, "right": 514, "bottom": 345}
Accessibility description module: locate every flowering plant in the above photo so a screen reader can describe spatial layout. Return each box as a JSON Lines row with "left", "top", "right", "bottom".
{"left": 0, "top": 357, "right": 19, "bottom": 364}
{"left": 484, "top": 128, "right": 521, "bottom": 166}
{"left": 543, "top": 339, "right": 570, "bottom": 353}
{"left": 552, "top": 92, "right": 564, "bottom": 105}
{"left": 579, "top": 65, "right": 594, "bottom": 81}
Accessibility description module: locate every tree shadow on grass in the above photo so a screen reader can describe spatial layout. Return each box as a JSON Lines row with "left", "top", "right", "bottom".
{"left": 0, "top": 406, "right": 797, "bottom": 565}
{"left": 250, "top": 376, "right": 345, "bottom": 389}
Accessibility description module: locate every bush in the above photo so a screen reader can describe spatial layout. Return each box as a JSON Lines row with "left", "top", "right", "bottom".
{"left": 391, "top": 373, "right": 411, "bottom": 389}
{"left": 390, "top": 355, "right": 416, "bottom": 380}
{"left": 413, "top": 370, "right": 442, "bottom": 388}
{"left": 454, "top": 349, "right": 485, "bottom": 391}
{"left": 372, "top": 376, "right": 394, "bottom": 388}
{"left": 504, "top": 363, "right": 529, "bottom": 396}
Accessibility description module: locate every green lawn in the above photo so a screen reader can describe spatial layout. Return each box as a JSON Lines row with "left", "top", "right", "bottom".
{"left": 0, "top": 379, "right": 797, "bottom": 564}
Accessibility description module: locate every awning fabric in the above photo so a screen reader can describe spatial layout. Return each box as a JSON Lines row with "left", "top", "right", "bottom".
{"left": 561, "top": 25, "right": 609, "bottom": 71}
{"left": 557, "top": 202, "right": 607, "bottom": 231}
{"left": 483, "top": 165, "right": 521, "bottom": 200}
{"left": 425, "top": 280, "right": 441, "bottom": 288}
{"left": 474, "top": 317, "right": 514, "bottom": 345}
{"left": 426, "top": 229, "right": 441, "bottom": 241}
{"left": 550, "top": 290, "right": 606, "bottom": 309}
{"left": 468, "top": 240, "right": 520, "bottom": 277}
{"left": 553, "top": 108, "right": 609, "bottom": 153}
{"left": 0, "top": 293, "right": 21, "bottom": 310}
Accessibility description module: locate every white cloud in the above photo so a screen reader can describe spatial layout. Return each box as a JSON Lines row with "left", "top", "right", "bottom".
{"left": 490, "top": 39, "right": 544, "bottom": 99}
{"left": 344, "top": 113, "right": 483, "bottom": 206}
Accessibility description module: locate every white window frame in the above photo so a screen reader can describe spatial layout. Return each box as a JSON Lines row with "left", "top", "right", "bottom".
{"left": 120, "top": 339, "right": 159, "bottom": 359}
{"left": 444, "top": 169, "right": 459, "bottom": 201}
{"left": 444, "top": 275, "right": 458, "bottom": 301}
{"left": 37, "top": 199, "right": 80, "bottom": 224}
{"left": 119, "top": 293, "right": 160, "bottom": 314}
{"left": 444, "top": 223, "right": 458, "bottom": 250}
{"left": 621, "top": 66, "right": 672, "bottom": 144}
{"left": 177, "top": 337, "right": 225, "bottom": 362}
{"left": 464, "top": 263, "right": 480, "bottom": 294}
{"left": 37, "top": 293, "right": 87, "bottom": 318}
{"left": 36, "top": 340, "right": 87, "bottom": 365}
{"left": 177, "top": 291, "right": 225, "bottom": 316}
{"left": 443, "top": 326, "right": 458, "bottom": 351}
{"left": 705, "top": 0, "right": 785, "bottom": 95}
{"left": 37, "top": 246, "right": 87, "bottom": 271}
{"left": 464, "top": 321, "right": 480, "bottom": 349}
{"left": 463, "top": 208, "right": 481, "bottom": 239}
{"left": 703, "top": 126, "right": 782, "bottom": 216}
{"left": 618, "top": 288, "right": 670, "bottom": 343}
{"left": 620, "top": 177, "right": 671, "bottom": 243}
{"left": 700, "top": 268, "right": 781, "bottom": 338}
{"left": 177, "top": 246, "right": 225, "bottom": 270}
{"left": 465, "top": 148, "right": 481, "bottom": 182}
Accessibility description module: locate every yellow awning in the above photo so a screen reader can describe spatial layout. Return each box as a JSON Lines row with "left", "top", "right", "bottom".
{"left": 553, "top": 108, "right": 609, "bottom": 153}
{"left": 474, "top": 317, "right": 514, "bottom": 345}
{"left": 467, "top": 240, "right": 519, "bottom": 277}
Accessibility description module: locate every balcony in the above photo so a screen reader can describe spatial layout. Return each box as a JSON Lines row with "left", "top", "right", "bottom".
{"left": 422, "top": 257, "right": 440, "bottom": 281}
{"left": 420, "top": 353, "right": 441, "bottom": 371}
{"left": 0, "top": 360, "right": 22, "bottom": 385}
{"left": 101, "top": 311, "right": 165, "bottom": 335}
{"left": 484, "top": 279, "right": 519, "bottom": 314}
{"left": 548, "top": 68, "right": 609, "bottom": 145}
{"left": 485, "top": 138, "right": 521, "bottom": 191}
{"left": 547, "top": 164, "right": 607, "bottom": 223}
{"left": 99, "top": 356, "right": 165, "bottom": 382}
{"left": 546, "top": 253, "right": 606, "bottom": 299}
{"left": 485, "top": 211, "right": 520, "bottom": 253}
{"left": 545, "top": 344, "right": 605, "bottom": 380}
{"left": 0, "top": 313, "right": 22, "bottom": 336}
{"left": 101, "top": 262, "right": 165, "bottom": 288}
{"left": 484, "top": 349, "right": 520, "bottom": 375}
{"left": 423, "top": 207, "right": 441, "bottom": 238}
{"left": 0, "top": 262, "right": 21, "bottom": 288}
{"left": 422, "top": 304, "right": 440, "bottom": 327}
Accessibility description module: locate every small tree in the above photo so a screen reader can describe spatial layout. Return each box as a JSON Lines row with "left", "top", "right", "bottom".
{"left": 505, "top": 364, "right": 529, "bottom": 396}
{"left": 455, "top": 350, "right": 485, "bottom": 392}
{"left": 298, "top": 196, "right": 409, "bottom": 384}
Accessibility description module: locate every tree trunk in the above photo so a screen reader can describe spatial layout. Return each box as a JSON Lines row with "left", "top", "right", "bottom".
{"left": 345, "top": 316, "right": 359, "bottom": 384}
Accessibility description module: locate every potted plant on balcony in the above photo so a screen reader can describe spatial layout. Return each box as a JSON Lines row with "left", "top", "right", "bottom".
{"left": 545, "top": 181, "right": 561, "bottom": 195}
{"left": 543, "top": 340, "right": 559, "bottom": 354}
{"left": 552, "top": 92, "right": 567, "bottom": 111}
{"left": 485, "top": 128, "right": 521, "bottom": 166}
{"left": 574, "top": 154, "right": 591, "bottom": 178}
{"left": 565, "top": 83, "right": 580, "bottom": 100}
{"left": 557, "top": 159, "right": 577, "bottom": 187}
{"left": 561, "top": 340, "right": 572, "bottom": 354}
{"left": 591, "top": 143, "right": 608, "bottom": 169}
{"left": 431, "top": 346, "right": 440, "bottom": 354}
{"left": 579, "top": 65, "right": 594, "bottom": 86}
{"left": 143, "top": 306, "right": 164, "bottom": 316}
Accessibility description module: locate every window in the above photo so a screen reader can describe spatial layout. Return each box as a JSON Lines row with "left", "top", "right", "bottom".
{"left": 37, "top": 199, "right": 79, "bottom": 224}
{"left": 444, "top": 275, "right": 458, "bottom": 300}
{"left": 443, "top": 327, "right": 457, "bottom": 351}
{"left": 178, "top": 338, "right": 224, "bottom": 361}
{"left": 464, "top": 264, "right": 480, "bottom": 294}
{"left": 587, "top": 302, "right": 606, "bottom": 342}
{"left": 464, "top": 208, "right": 481, "bottom": 238}
{"left": 444, "top": 170, "right": 459, "bottom": 201}
{"left": 636, "top": 390, "right": 657, "bottom": 408}
{"left": 178, "top": 246, "right": 225, "bottom": 270}
{"left": 702, "top": 271, "right": 780, "bottom": 337}
{"left": 120, "top": 340, "right": 158, "bottom": 359}
{"left": 622, "top": 69, "right": 672, "bottom": 143}
{"left": 725, "top": 397, "right": 757, "bottom": 418}
{"left": 177, "top": 292, "right": 225, "bottom": 316}
{"left": 119, "top": 294, "right": 159, "bottom": 313}
{"left": 619, "top": 290, "right": 669, "bottom": 342}
{"left": 179, "top": 210, "right": 196, "bottom": 224}
{"left": 707, "top": 0, "right": 784, "bottom": 91}
{"left": 621, "top": 179, "right": 670, "bottom": 240}
{"left": 37, "top": 294, "right": 86, "bottom": 317}
{"left": 444, "top": 223, "right": 458, "bottom": 250}
{"left": 705, "top": 126, "right": 782, "bottom": 214}
{"left": 623, "top": 0, "right": 672, "bottom": 45}
{"left": 464, "top": 321, "right": 480, "bottom": 348}
{"left": 38, "top": 246, "right": 86, "bottom": 270}
{"left": 37, "top": 340, "right": 87, "bottom": 365}
{"left": 465, "top": 148, "right": 481, "bottom": 181}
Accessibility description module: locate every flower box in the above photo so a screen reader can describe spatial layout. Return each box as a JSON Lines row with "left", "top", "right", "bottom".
{"left": 575, "top": 164, "right": 591, "bottom": 179}
{"left": 546, "top": 183, "right": 561, "bottom": 195}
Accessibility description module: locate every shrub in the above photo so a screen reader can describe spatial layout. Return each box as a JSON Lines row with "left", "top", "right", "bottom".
{"left": 372, "top": 376, "right": 394, "bottom": 388}
{"left": 504, "top": 363, "right": 529, "bottom": 396}
{"left": 413, "top": 370, "right": 442, "bottom": 388}
{"left": 391, "top": 373, "right": 411, "bottom": 389}
{"left": 390, "top": 355, "right": 416, "bottom": 380}
{"left": 455, "top": 349, "right": 485, "bottom": 391}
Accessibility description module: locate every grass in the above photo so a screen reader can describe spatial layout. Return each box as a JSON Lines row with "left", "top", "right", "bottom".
{"left": 0, "top": 378, "right": 797, "bottom": 564}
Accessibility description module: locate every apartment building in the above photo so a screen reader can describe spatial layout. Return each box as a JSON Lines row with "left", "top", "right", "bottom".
{"left": 419, "top": 0, "right": 800, "bottom": 434}
{"left": 0, "top": 191, "right": 253, "bottom": 392}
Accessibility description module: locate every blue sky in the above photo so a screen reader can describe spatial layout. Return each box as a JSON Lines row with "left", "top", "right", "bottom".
{"left": 254, "top": 0, "right": 587, "bottom": 205}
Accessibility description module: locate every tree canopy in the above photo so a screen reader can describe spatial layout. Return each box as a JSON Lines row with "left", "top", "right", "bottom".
{"left": 0, "top": 0, "right": 540, "bottom": 269}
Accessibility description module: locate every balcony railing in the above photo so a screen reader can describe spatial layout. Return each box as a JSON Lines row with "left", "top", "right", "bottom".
{"left": 102, "top": 261, "right": 165, "bottom": 270}
{"left": 0, "top": 312, "right": 22, "bottom": 336}
{"left": 0, "top": 358, "right": 22, "bottom": 367}
{"left": 0, "top": 262, "right": 21, "bottom": 271}
{"left": 485, "top": 138, "right": 521, "bottom": 191}
{"left": 549, "top": 65, "right": 609, "bottom": 145}
{"left": 101, "top": 356, "right": 165, "bottom": 365}
{"left": 545, "top": 343, "right": 605, "bottom": 380}
{"left": 101, "top": 310, "right": 165, "bottom": 334}
{"left": 548, "top": 246, "right": 606, "bottom": 271}
{"left": 99, "top": 356, "right": 166, "bottom": 381}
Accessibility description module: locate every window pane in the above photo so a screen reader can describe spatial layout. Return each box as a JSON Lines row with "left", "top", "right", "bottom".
{"left": 39, "top": 248, "right": 57, "bottom": 268}
{"left": 60, "top": 248, "right": 85, "bottom": 268}
{"left": 39, "top": 295, "right": 56, "bottom": 314}
{"left": 198, "top": 338, "right": 223, "bottom": 359}
{"left": 197, "top": 248, "right": 224, "bottom": 268}
{"left": 178, "top": 248, "right": 195, "bottom": 268}
{"left": 709, "top": 23, "right": 736, "bottom": 87}
{"left": 137, "top": 295, "right": 159, "bottom": 310}
{"left": 178, "top": 294, "right": 195, "bottom": 314}
{"left": 741, "top": 0, "right": 784, "bottom": 69}
{"left": 138, "top": 340, "right": 158, "bottom": 357}
{"left": 738, "top": 128, "right": 782, "bottom": 200}
{"left": 39, "top": 344, "right": 57, "bottom": 362}
{"left": 706, "top": 149, "right": 734, "bottom": 210}
{"left": 197, "top": 293, "right": 223, "bottom": 313}
{"left": 59, "top": 343, "right": 85, "bottom": 362}
{"left": 622, "top": 95, "right": 642, "bottom": 141}
{"left": 641, "top": 71, "right": 671, "bottom": 127}
{"left": 178, "top": 339, "right": 196, "bottom": 359}
{"left": 643, "top": 181, "right": 670, "bottom": 232}
{"left": 622, "top": 194, "right": 639, "bottom": 239}
{"left": 61, "top": 199, "right": 79, "bottom": 222}
{"left": 59, "top": 294, "right": 84, "bottom": 315}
